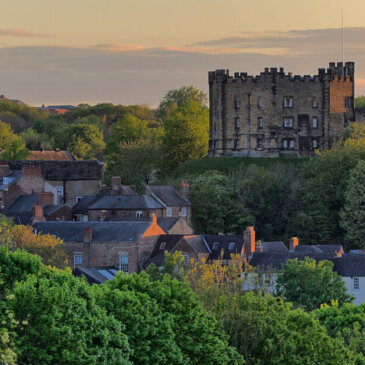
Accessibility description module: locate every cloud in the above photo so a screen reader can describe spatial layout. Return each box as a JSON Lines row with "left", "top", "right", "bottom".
{"left": 0, "top": 29, "right": 50, "bottom": 37}
{"left": 93, "top": 43, "right": 145, "bottom": 52}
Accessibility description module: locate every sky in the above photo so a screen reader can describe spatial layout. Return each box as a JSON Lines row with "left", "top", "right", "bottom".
{"left": 1, "top": 0, "right": 365, "bottom": 106}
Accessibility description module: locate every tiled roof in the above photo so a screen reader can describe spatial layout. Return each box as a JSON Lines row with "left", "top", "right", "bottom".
{"left": 148, "top": 186, "right": 190, "bottom": 206}
{"left": 184, "top": 235, "right": 210, "bottom": 253}
{"left": 330, "top": 254, "right": 365, "bottom": 277}
{"left": 72, "top": 196, "right": 101, "bottom": 214}
{"left": 262, "top": 241, "right": 288, "bottom": 252}
{"left": 5, "top": 195, "right": 38, "bottom": 214}
{"left": 203, "top": 235, "right": 243, "bottom": 260}
{"left": 33, "top": 221, "right": 153, "bottom": 243}
{"left": 147, "top": 234, "right": 184, "bottom": 266}
{"left": 6, "top": 160, "right": 103, "bottom": 180}
{"left": 88, "top": 195, "right": 163, "bottom": 210}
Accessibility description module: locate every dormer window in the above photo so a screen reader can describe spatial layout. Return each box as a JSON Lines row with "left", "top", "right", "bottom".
{"left": 160, "top": 242, "right": 167, "bottom": 251}
{"left": 228, "top": 242, "right": 235, "bottom": 250}
{"left": 213, "top": 242, "right": 219, "bottom": 250}
{"left": 2, "top": 177, "right": 9, "bottom": 185}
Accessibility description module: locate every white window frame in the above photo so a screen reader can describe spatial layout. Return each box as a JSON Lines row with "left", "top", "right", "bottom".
{"left": 56, "top": 185, "right": 64, "bottom": 196}
{"left": 312, "top": 98, "right": 318, "bottom": 108}
{"left": 289, "top": 139, "right": 295, "bottom": 149}
{"left": 2, "top": 177, "right": 9, "bottom": 185}
{"left": 257, "top": 97, "right": 263, "bottom": 109}
{"left": 166, "top": 207, "right": 172, "bottom": 217}
{"left": 75, "top": 196, "right": 83, "bottom": 203}
{"left": 283, "top": 96, "right": 293, "bottom": 108}
{"left": 181, "top": 207, "right": 187, "bottom": 217}
{"left": 312, "top": 139, "right": 318, "bottom": 149}
{"left": 312, "top": 117, "right": 318, "bottom": 129}
{"left": 235, "top": 117, "right": 240, "bottom": 130}
{"left": 283, "top": 117, "right": 294, "bottom": 128}
{"left": 136, "top": 210, "right": 143, "bottom": 218}
{"left": 353, "top": 277, "right": 360, "bottom": 291}
{"left": 182, "top": 253, "right": 190, "bottom": 265}
{"left": 74, "top": 253, "right": 83, "bottom": 268}
{"left": 258, "top": 117, "right": 263, "bottom": 129}
{"left": 120, "top": 253, "right": 128, "bottom": 273}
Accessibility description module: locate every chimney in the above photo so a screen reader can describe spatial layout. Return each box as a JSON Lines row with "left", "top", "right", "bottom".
{"left": 22, "top": 164, "right": 42, "bottom": 178}
{"left": 179, "top": 179, "right": 190, "bottom": 200}
{"left": 32, "top": 204, "right": 45, "bottom": 222}
{"left": 243, "top": 226, "right": 255, "bottom": 258}
{"left": 38, "top": 192, "right": 54, "bottom": 206}
{"left": 290, "top": 237, "right": 299, "bottom": 251}
{"left": 111, "top": 176, "right": 121, "bottom": 195}
{"left": 83, "top": 227, "right": 92, "bottom": 243}
{"left": 0, "top": 162, "right": 9, "bottom": 178}
{"left": 151, "top": 212, "right": 157, "bottom": 225}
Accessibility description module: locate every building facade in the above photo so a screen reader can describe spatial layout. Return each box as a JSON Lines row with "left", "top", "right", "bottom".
{"left": 208, "top": 62, "right": 355, "bottom": 157}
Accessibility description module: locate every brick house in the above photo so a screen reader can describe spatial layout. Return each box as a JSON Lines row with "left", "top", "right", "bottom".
{"left": 33, "top": 216, "right": 164, "bottom": 273}
{"left": 145, "top": 180, "right": 191, "bottom": 222}
{"left": 2, "top": 160, "right": 103, "bottom": 207}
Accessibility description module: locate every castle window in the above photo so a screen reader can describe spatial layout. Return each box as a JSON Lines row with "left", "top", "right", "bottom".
{"left": 234, "top": 98, "right": 240, "bottom": 110}
{"left": 257, "top": 98, "right": 263, "bottom": 109}
{"left": 283, "top": 96, "right": 293, "bottom": 108}
{"left": 312, "top": 117, "right": 318, "bottom": 129}
{"left": 282, "top": 139, "right": 294, "bottom": 150}
{"left": 257, "top": 117, "right": 263, "bottom": 129}
{"left": 312, "top": 139, "right": 318, "bottom": 149}
{"left": 235, "top": 117, "right": 240, "bottom": 130}
{"left": 312, "top": 98, "right": 318, "bottom": 108}
{"left": 257, "top": 139, "right": 263, "bottom": 149}
{"left": 345, "top": 97, "right": 353, "bottom": 108}
{"left": 283, "top": 117, "right": 294, "bottom": 128}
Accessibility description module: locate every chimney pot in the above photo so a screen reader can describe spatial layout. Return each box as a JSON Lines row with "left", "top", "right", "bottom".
{"left": 111, "top": 176, "right": 121, "bottom": 195}
{"left": 179, "top": 179, "right": 190, "bottom": 199}
{"left": 32, "top": 204, "right": 45, "bottom": 222}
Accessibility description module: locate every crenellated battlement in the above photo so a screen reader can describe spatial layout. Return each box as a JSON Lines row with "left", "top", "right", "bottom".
{"left": 209, "top": 62, "right": 354, "bottom": 84}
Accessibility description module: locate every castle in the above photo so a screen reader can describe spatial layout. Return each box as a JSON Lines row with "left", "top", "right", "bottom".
{"left": 208, "top": 62, "right": 355, "bottom": 157}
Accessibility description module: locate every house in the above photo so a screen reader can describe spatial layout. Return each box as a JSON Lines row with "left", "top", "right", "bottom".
{"left": 33, "top": 216, "right": 164, "bottom": 272}
{"left": 2, "top": 160, "right": 103, "bottom": 207}
{"left": 145, "top": 180, "right": 190, "bottom": 221}
{"left": 4, "top": 193, "right": 72, "bottom": 224}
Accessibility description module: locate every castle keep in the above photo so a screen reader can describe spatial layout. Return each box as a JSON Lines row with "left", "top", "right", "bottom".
{"left": 208, "top": 62, "right": 355, "bottom": 157}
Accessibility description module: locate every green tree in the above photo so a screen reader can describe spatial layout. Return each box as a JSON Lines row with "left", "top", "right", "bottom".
{"left": 0, "top": 121, "right": 29, "bottom": 160}
{"left": 314, "top": 302, "right": 365, "bottom": 364}
{"left": 162, "top": 101, "right": 209, "bottom": 172}
{"left": 340, "top": 160, "right": 365, "bottom": 249}
{"left": 276, "top": 258, "right": 353, "bottom": 311}
{"left": 103, "top": 272, "right": 243, "bottom": 365}
{"left": 156, "top": 86, "right": 207, "bottom": 121}
{"left": 190, "top": 171, "right": 244, "bottom": 234}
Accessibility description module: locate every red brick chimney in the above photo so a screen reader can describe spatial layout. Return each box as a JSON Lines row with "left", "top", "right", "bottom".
{"left": 0, "top": 162, "right": 9, "bottom": 178}
{"left": 111, "top": 176, "right": 121, "bottom": 196}
{"left": 32, "top": 204, "right": 45, "bottom": 222}
{"left": 38, "top": 192, "right": 54, "bottom": 206}
{"left": 83, "top": 227, "right": 92, "bottom": 243}
{"left": 290, "top": 237, "right": 299, "bottom": 251}
{"left": 22, "top": 164, "right": 42, "bottom": 177}
{"left": 244, "top": 226, "right": 256, "bottom": 258}
{"left": 179, "top": 179, "right": 190, "bottom": 199}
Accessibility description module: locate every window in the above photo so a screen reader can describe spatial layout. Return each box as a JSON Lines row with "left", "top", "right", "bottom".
{"left": 312, "top": 116, "right": 318, "bottom": 129}
{"left": 257, "top": 97, "right": 263, "bottom": 109}
{"left": 283, "top": 96, "right": 293, "bottom": 108}
{"left": 234, "top": 98, "right": 240, "bottom": 110}
{"left": 75, "top": 197, "right": 83, "bottom": 203}
{"left": 353, "top": 277, "right": 360, "bottom": 291}
{"left": 312, "top": 139, "right": 318, "bottom": 149}
{"left": 136, "top": 210, "right": 143, "bottom": 218}
{"left": 312, "top": 98, "right": 318, "bottom": 108}
{"left": 345, "top": 97, "right": 353, "bottom": 108}
{"left": 228, "top": 242, "right": 235, "bottom": 250}
{"left": 2, "top": 177, "right": 8, "bottom": 185}
{"left": 283, "top": 117, "right": 294, "bottom": 128}
{"left": 282, "top": 139, "right": 294, "bottom": 150}
{"left": 74, "top": 253, "right": 83, "bottom": 268}
{"left": 56, "top": 186, "right": 64, "bottom": 196}
{"left": 235, "top": 117, "right": 240, "bottom": 130}
{"left": 166, "top": 207, "right": 172, "bottom": 217}
{"left": 257, "top": 117, "right": 263, "bottom": 129}
{"left": 182, "top": 254, "right": 190, "bottom": 265}
{"left": 120, "top": 253, "right": 128, "bottom": 272}
{"left": 233, "top": 139, "right": 240, "bottom": 151}
{"left": 181, "top": 207, "right": 187, "bottom": 217}
{"left": 257, "top": 138, "right": 263, "bottom": 149}
{"left": 212, "top": 242, "right": 219, "bottom": 250}
{"left": 160, "top": 242, "right": 167, "bottom": 250}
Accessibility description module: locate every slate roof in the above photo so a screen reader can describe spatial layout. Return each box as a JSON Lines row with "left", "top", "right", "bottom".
{"left": 73, "top": 266, "right": 119, "bottom": 285}
{"left": 88, "top": 195, "right": 163, "bottom": 210}
{"left": 147, "top": 234, "right": 184, "bottom": 267}
{"left": 5, "top": 195, "right": 38, "bottom": 214}
{"left": 330, "top": 254, "right": 365, "bottom": 277}
{"left": 249, "top": 252, "right": 289, "bottom": 270}
{"left": 43, "top": 205, "right": 65, "bottom": 216}
{"left": 262, "top": 241, "right": 288, "bottom": 252}
{"left": 27, "top": 151, "right": 74, "bottom": 161}
{"left": 72, "top": 196, "right": 101, "bottom": 214}
{"left": 33, "top": 221, "right": 153, "bottom": 243}
{"left": 184, "top": 235, "right": 210, "bottom": 253}
{"left": 203, "top": 235, "right": 243, "bottom": 260}
{"left": 148, "top": 186, "right": 190, "bottom": 206}
{"left": 5, "top": 160, "right": 103, "bottom": 181}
